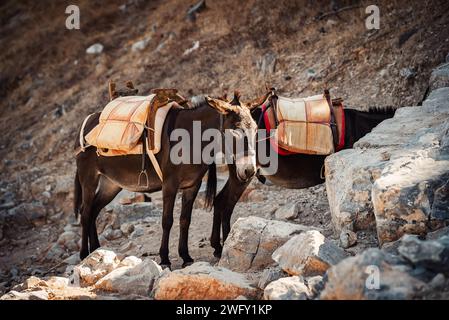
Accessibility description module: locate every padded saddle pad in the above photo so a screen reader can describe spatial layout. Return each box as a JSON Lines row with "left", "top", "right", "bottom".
{"left": 275, "top": 94, "right": 335, "bottom": 155}
{"left": 85, "top": 94, "right": 156, "bottom": 152}
{"left": 96, "top": 102, "right": 175, "bottom": 156}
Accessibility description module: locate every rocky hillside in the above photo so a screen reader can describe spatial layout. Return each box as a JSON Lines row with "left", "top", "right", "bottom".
{"left": 1, "top": 0, "right": 449, "bottom": 300}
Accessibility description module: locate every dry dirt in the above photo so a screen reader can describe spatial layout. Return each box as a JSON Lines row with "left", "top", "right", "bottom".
{"left": 1, "top": 0, "right": 449, "bottom": 294}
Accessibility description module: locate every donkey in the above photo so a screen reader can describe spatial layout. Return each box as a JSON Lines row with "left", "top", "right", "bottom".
{"left": 74, "top": 95, "right": 257, "bottom": 268}
{"left": 209, "top": 91, "right": 396, "bottom": 257}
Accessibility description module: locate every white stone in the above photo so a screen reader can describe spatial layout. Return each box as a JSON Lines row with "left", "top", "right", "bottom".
{"left": 263, "top": 276, "right": 311, "bottom": 300}
{"left": 86, "top": 43, "right": 104, "bottom": 54}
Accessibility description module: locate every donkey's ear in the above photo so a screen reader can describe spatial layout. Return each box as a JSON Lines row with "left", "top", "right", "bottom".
{"left": 205, "top": 97, "right": 237, "bottom": 114}
{"left": 108, "top": 80, "right": 117, "bottom": 101}
{"left": 126, "top": 81, "right": 135, "bottom": 89}
{"left": 229, "top": 90, "right": 241, "bottom": 106}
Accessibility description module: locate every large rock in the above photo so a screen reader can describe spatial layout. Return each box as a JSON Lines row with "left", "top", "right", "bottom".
{"left": 95, "top": 258, "right": 162, "bottom": 296}
{"left": 152, "top": 262, "right": 258, "bottom": 300}
{"left": 429, "top": 62, "right": 449, "bottom": 91}
{"left": 6, "top": 202, "right": 47, "bottom": 227}
{"left": 397, "top": 235, "right": 449, "bottom": 273}
{"left": 320, "top": 248, "right": 429, "bottom": 299}
{"left": 325, "top": 83, "right": 449, "bottom": 244}
{"left": 1, "top": 290, "right": 49, "bottom": 300}
{"left": 263, "top": 276, "right": 311, "bottom": 300}
{"left": 272, "top": 230, "right": 348, "bottom": 276}
{"left": 219, "top": 216, "right": 312, "bottom": 272}
{"left": 71, "top": 249, "right": 120, "bottom": 287}
{"left": 274, "top": 202, "right": 300, "bottom": 220}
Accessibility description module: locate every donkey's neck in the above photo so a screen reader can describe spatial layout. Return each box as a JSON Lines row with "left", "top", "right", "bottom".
{"left": 176, "top": 103, "right": 221, "bottom": 130}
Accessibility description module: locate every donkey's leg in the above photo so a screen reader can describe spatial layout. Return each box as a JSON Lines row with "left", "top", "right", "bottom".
{"left": 78, "top": 171, "right": 100, "bottom": 260}
{"left": 159, "top": 185, "right": 177, "bottom": 269}
{"left": 210, "top": 179, "right": 230, "bottom": 258}
{"left": 88, "top": 177, "right": 122, "bottom": 252}
{"left": 217, "top": 171, "right": 251, "bottom": 248}
{"left": 178, "top": 182, "right": 201, "bottom": 267}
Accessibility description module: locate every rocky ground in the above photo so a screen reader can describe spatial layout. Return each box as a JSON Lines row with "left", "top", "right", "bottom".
{"left": 1, "top": 0, "right": 449, "bottom": 300}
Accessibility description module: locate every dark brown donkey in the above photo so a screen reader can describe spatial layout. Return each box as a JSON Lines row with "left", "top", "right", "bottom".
{"left": 209, "top": 92, "right": 396, "bottom": 257}
{"left": 74, "top": 96, "right": 257, "bottom": 268}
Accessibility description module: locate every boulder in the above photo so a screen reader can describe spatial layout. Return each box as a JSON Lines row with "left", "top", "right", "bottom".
{"left": 320, "top": 248, "right": 428, "bottom": 299}
{"left": 105, "top": 202, "right": 161, "bottom": 222}
{"left": 118, "top": 256, "right": 142, "bottom": 268}
{"left": 71, "top": 249, "right": 120, "bottom": 287}
{"left": 219, "top": 216, "right": 311, "bottom": 272}
{"left": 0, "top": 290, "right": 49, "bottom": 300}
{"left": 152, "top": 262, "right": 258, "bottom": 300}
{"left": 7, "top": 202, "right": 47, "bottom": 227}
{"left": 272, "top": 230, "right": 348, "bottom": 276}
{"left": 325, "top": 84, "right": 449, "bottom": 244}
{"left": 263, "top": 276, "right": 311, "bottom": 300}
{"left": 57, "top": 231, "right": 79, "bottom": 251}
{"left": 95, "top": 258, "right": 162, "bottom": 296}
{"left": 306, "top": 275, "right": 324, "bottom": 297}
{"left": 257, "top": 267, "right": 286, "bottom": 289}
{"left": 397, "top": 235, "right": 449, "bottom": 273}
{"left": 339, "top": 229, "right": 357, "bottom": 249}
{"left": 429, "top": 62, "right": 449, "bottom": 91}
{"left": 274, "top": 202, "right": 300, "bottom": 220}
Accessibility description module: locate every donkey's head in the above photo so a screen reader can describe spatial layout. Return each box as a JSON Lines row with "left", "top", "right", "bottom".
{"left": 205, "top": 96, "right": 258, "bottom": 182}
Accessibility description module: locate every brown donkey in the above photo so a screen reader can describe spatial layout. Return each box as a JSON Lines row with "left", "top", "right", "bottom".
{"left": 74, "top": 96, "right": 257, "bottom": 268}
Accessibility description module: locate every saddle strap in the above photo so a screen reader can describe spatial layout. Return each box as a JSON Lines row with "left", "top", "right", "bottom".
{"left": 146, "top": 141, "right": 163, "bottom": 181}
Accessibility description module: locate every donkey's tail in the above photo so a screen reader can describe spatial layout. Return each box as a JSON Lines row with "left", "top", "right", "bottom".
{"left": 204, "top": 163, "right": 217, "bottom": 210}
{"left": 74, "top": 169, "right": 82, "bottom": 220}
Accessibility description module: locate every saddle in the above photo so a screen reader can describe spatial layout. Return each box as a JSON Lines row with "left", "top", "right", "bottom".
{"left": 262, "top": 90, "right": 345, "bottom": 155}
{"left": 84, "top": 88, "right": 187, "bottom": 182}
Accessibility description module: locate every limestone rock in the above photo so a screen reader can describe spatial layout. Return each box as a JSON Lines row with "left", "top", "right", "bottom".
{"left": 95, "top": 258, "right": 162, "bottom": 296}
{"left": 274, "top": 202, "right": 300, "bottom": 220}
{"left": 152, "top": 262, "right": 258, "bottom": 300}
{"left": 325, "top": 84, "right": 449, "bottom": 244}
{"left": 118, "top": 256, "right": 142, "bottom": 268}
{"left": 0, "top": 290, "right": 49, "bottom": 300}
{"left": 272, "top": 230, "right": 348, "bottom": 276}
{"left": 86, "top": 43, "right": 103, "bottom": 54}
{"left": 263, "top": 276, "right": 311, "bottom": 300}
{"left": 57, "top": 231, "right": 79, "bottom": 251}
{"left": 257, "top": 267, "right": 286, "bottom": 289}
{"left": 397, "top": 235, "right": 449, "bottom": 273}
{"left": 320, "top": 249, "right": 428, "bottom": 299}
{"left": 429, "top": 62, "right": 449, "bottom": 91}
{"left": 339, "top": 229, "right": 357, "bottom": 249}
{"left": 219, "top": 216, "right": 311, "bottom": 272}
{"left": 71, "top": 249, "right": 120, "bottom": 287}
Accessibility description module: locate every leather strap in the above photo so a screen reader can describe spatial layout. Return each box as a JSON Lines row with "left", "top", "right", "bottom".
{"left": 146, "top": 140, "right": 163, "bottom": 181}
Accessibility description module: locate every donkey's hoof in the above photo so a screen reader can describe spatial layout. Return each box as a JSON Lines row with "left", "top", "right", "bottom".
{"left": 182, "top": 260, "right": 194, "bottom": 268}
{"left": 213, "top": 249, "right": 222, "bottom": 258}
{"left": 80, "top": 251, "right": 89, "bottom": 261}
{"left": 160, "top": 263, "right": 172, "bottom": 270}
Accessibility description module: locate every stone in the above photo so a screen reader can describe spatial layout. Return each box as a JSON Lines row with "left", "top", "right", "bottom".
{"left": 152, "top": 262, "right": 258, "bottom": 300}
{"left": 120, "top": 222, "right": 135, "bottom": 235}
{"left": 71, "top": 249, "right": 120, "bottom": 287}
{"left": 272, "top": 230, "right": 348, "bottom": 276}
{"left": 12, "top": 276, "right": 47, "bottom": 291}
{"left": 46, "top": 277, "right": 69, "bottom": 290}
{"left": 429, "top": 62, "right": 449, "bottom": 91}
{"left": 57, "top": 231, "right": 79, "bottom": 251}
{"left": 118, "top": 256, "right": 142, "bottom": 268}
{"left": 263, "top": 276, "right": 311, "bottom": 300}
{"left": 131, "top": 38, "right": 151, "bottom": 52}
{"left": 86, "top": 43, "right": 104, "bottom": 54}
{"left": 219, "top": 216, "right": 311, "bottom": 272}
{"left": 95, "top": 258, "right": 162, "bottom": 296}
{"left": 64, "top": 253, "right": 81, "bottom": 265}
{"left": 257, "top": 267, "right": 286, "bottom": 289}
{"left": 129, "top": 225, "right": 145, "bottom": 239}
{"left": 102, "top": 227, "right": 123, "bottom": 241}
{"left": 399, "top": 67, "right": 417, "bottom": 79}
{"left": 325, "top": 84, "right": 449, "bottom": 241}
{"left": 339, "top": 229, "right": 357, "bottom": 249}
{"left": 306, "top": 275, "right": 324, "bottom": 297}
{"left": 0, "top": 290, "right": 49, "bottom": 300}
{"left": 183, "top": 41, "right": 200, "bottom": 56}
{"left": 320, "top": 249, "right": 428, "bottom": 299}
{"left": 45, "top": 243, "right": 66, "bottom": 261}
{"left": 106, "top": 202, "right": 161, "bottom": 222}
{"left": 7, "top": 202, "right": 47, "bottom": 227}
{"left": 257, "top": 52, "right": 277, "bottom": 75}
{"left": 274, "top": 202, "right": 300, "bottom": 220}
{"left": 397, "top": 235, "right": 449, "bottom": 273}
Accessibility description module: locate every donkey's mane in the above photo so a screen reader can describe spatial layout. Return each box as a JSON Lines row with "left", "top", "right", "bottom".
{"left": 190, "top": 95, "right": 208, "bottom": 109}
